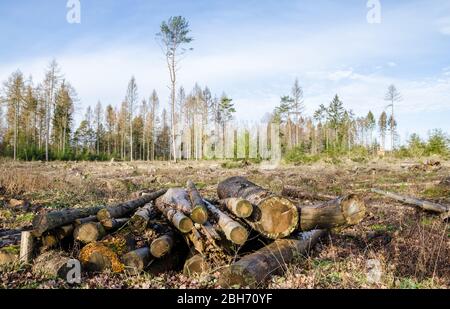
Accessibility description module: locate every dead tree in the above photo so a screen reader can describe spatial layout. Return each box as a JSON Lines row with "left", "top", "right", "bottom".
{"left": 372, "top": 188, "right": 449, "bottom": 214}
{"left": 218, "top": 230, "right": 326, "bottom": 288}
{"left": 298, "top": 195, "right": 366, "bottom": 231}
{"left": 218, "top": 177, "right": 299, "bottom": 239}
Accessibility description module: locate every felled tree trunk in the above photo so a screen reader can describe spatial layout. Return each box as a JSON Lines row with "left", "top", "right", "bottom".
{"left": 121, "top": 247, "right": 152, "bottom": 275}
{"left": 155, "top": 195, "right": 193, "bottom": 233}
{"left": 73, "top": 222, "right": 106, "bottom": 244}
{"left": 218, "top": 230, "right": 326, "bottom": 288}
{"left": 371, "top": 188, "right": 450, "bottom": 214}
{"left": 204, "top": 200, "right": 248, "bottom": 245}
{"left": 19, "top": 231, "right": 35, "bottom": 263}
{"left": 298, "top": 195, "right": 366, "bottom": 231}
{"left": 150, "top": 233, "right": 174, "bottom": 258}
{"left": 74, "top": 216, "right": 97, "bottom": 226}
{"left": 157, "top": 188, "right": 206, "bottom": 225}
{"left": 282, "top": 185, "right": 337, "bottom": 201}
{"left": 32, "top": 251, "right": 78, "bottom": 279}
{"left": 218, "top": 198, "right": 253, "bottom": 218}
{"left": 186, "top": 181, "right": 209, "bottom": 224}
{"left": 129, "top": 203, "right": 159, "bottom": 234}
{"left": 32, "top": 207, "right": 105, "bottom": 237}
{"left": 183, "top": 252, "right": 208, "bottom": 277}
{"left": 218, "top": 177, "right": 299, "bottom": 239}
{"left": 97, "top": 189, "right": 167, "bottom": 228}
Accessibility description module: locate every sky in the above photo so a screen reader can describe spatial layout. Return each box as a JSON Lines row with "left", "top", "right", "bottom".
{"left": 0, "top": 0, "right": 449, "bottom": 146}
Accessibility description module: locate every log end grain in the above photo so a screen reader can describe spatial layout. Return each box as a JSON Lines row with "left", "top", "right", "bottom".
{"left": 150, "top": 235, "right": 173, "bottom": 258}
{"left": 190, "top": 205, "right": 208, "bottom": 225}
{"left": 341, "top": 195, "right": 366, "bottom": 225}
{"left": 233, "top": 199, "right": 253, "bottom": 218}
{"left": 79, "top": 242, "right": 124, "bottom": 273}
{"left": 183, "top": 254, "right": 208, "bottom": 277}
{"left": 122, "top": 247, "right": 151, "bottom": 275}
{"left": 257, "top": 196, "right": 299, "bottom": 239}
{"left": 74, "top": 222, "right": 106, "bottom": 244}
{"left": 224, "top": 221, "right": 249, "bottom": 245}
{"left": 173, "top": 212, "right": 194, "bottom": 233}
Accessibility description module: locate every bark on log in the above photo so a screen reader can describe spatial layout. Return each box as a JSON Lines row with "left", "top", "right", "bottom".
{"left": 73, "top": 222, "right": 106, "bottom": 244}
{"left": 155, "top": 195, "right": 194, "bottom": 233}
{"left": 157, "top": 188, "right": 205, "bottom": 225}
{"left": 121, "top": 247, "right": 152, "bottom": 275}
{"left": 186, "top": 181, "right": 209, "bottom": 224}
{"left": 217, "top": 177, "right": 299, "bottom": 239}
{"left": 218, "top": 230, "right": 326, "bottom": 288}
{"left": 129, "top": 203, "right": 159, "bottom": 234}
{"left": 298, "top": 195, "right": 366, "bottom": 231}
{"left": 0, "top": 229, "right": 23, "bottom": 238}
{"left": 32, "top": 251, "right": 78, "bottom": 279}
{"left": 97, "top": 189, "right": 167, "bottom": 228}
{"left": 371, "top": 188, "right": 450, "bottom": 214}
{"left": 32, "top": 207, "right": 104, "bottom": 237}
{"left": 282, "top": 185, "right": 337, "bottom": 201}
{"left": 204, "top": 200, "right": 248, "bottom": 245}
{"left": 218, "top": 198, "right": 253, "bottom": 218}
{"left": 74, "top": 216, "right": 97, "bottom": 226}
{"left": 150, "top": 233, "right": 174, "bottom": 258}
{"left": 19, "top": 231, "right": 34, "bottom": 263}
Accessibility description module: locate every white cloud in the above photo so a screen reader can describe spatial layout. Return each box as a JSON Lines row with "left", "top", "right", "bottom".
{"left": 387, "top": 62, "right": 397, "bottom": 67}
{"left": 437, "top": 17, "right": 450, "bottom": 35}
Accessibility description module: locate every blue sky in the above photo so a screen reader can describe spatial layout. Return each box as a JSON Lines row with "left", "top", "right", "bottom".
{"left": 1, "top": 0, "right": 450, "bottom": 146}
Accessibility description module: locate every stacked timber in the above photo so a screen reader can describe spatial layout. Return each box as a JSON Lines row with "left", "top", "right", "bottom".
{"left": 0, "top": 177, "right": 367, "bottom": 287}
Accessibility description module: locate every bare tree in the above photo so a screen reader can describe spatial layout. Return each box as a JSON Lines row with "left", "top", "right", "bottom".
{"left": 94, "top": 101, "right": 103, "bottom": 155}
{"left": 157, "top": 16, "right": 193, "bottom": 162}
{"left": 43, "top": 60, "right": 61, "bottom": 161}
{"left": 384, "top": 85, "right": 402, "bottom": 150}
{"left": 126, "top": 76, "right": 138, "bottom": 161}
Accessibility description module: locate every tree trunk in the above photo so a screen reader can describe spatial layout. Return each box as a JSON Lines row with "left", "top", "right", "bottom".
{"left": 217, "top": 177, "right": 299, "bottom": 239}
{"left": 150, "top": 233, "right": 174, "bottom": 258}
{"left": 19, "top": 231, "right": 35, "bottom": 263}
{"left": 74, "top": 222, "right": 106, "bottom": 244}
{"left": 155, "top": 195, "right": 193, "bottom": 233}
{"left": 96, "top": 189, "right": 167, "bottom": 228}
{"left": 156, "top": 188, "right": 202, "bottom": 226}
{"left": 32, "top": 206, "right": 105, "bottom": 237}
{"left": 74, "top": 216, "right": 97, "bottom": 226}
{"left": 218, "top": 230, "right": 326, "bottom": 288}
{"left": 32, "top": 251, "right": 78, "bottom": 279}
{"left": 204, "top": 200, "right": 248, "bottom": 245}
{"left": 298, "top": 195, "right": 366, "bottom": 231}
{"left": 282, "top": 185, "right": 337, "bottom": 201}
{"left": 186, "top": 180, "right": 209, "bottom": 224}
{"left": 129, "top": 203, "right": 159, "bottom": 234}
{"left": 121, "top": 247, "right": 152, "bottom": 275}
{"left": 218, "top": 198, "right": 253, "bottom": 218}
{"left": 371, "top": 188, "right": 449, "bottom": 214}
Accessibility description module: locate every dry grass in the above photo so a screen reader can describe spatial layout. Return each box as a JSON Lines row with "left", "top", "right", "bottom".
{"left": 0, "top": 157, "right": 449, "bottom": 289}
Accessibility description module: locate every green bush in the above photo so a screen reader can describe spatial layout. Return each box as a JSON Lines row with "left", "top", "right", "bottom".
{"left": 285, "top": 146, "right": 321, "bottom": 164}
{"left": 425, "top": 129, "right": 449, "bottom": 156}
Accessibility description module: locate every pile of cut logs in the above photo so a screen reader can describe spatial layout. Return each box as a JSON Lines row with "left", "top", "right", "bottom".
{"left": 0, "top": 177, "right": 367, "bottom": 287}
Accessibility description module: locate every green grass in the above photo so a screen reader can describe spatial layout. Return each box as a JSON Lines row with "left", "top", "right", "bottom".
{"left": 370, "top": 224, "right": 397, "bottom": 233}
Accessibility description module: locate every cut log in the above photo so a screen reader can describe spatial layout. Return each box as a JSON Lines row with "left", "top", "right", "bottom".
{"left": 0, "top": 229, "right": 23, "bottom": 238}
{"left": 204, "top": 200, "right": 248, "bottom": 245}
{"left": 186, "top": 181, "right": 209, "bottom": 224}
{"left": 183, "top": 253, "right": 208, "bottom": 277}
{"left": 73, "top": 222, "right": 106, "bottom": 244}
{"left": 282, "top": 185, "right": 337, "bottom": 201}
{"left": 218, "top": 230, "right": 326, "bottom": 288}
{"left": 185, "top": 227, "right": 205, "bottom": 253}
{"left": 371, "top": 188, "right": 449, "bottom": 214}
{"left": 56, "top": 224, "right": 75, "bottom": 240}
{"left": 0, "top": 246, "right": 19, "bottom": 265}
{"left": 19, "top": 231, "right": 35, "bottom": 263}
{"left": 97, "top": 189, "right": 167, "bottom": 228}
{"left": 298, "top": 195, "right": 366, "bottom": 231}
{"left": 201, "top": 222, "right": 222, "bottom": 241}
{"left": 217, "top": 177, "right": 299, "bottom": 239}
{"left": 218, "top": 198, "right": 253, "bottom": 218}
{"left": 155, "top": 195, "right": 194, "bottom": 233}
{"left": 121, "top": 247, "right": 152, "bottom": 275}
{"left": 32, "top": 251, "right": 79, "bottom": 279}
{"left": 32, "top": 206, "right": 105, "bottom": 237}
{"left": 74, "top": 216, "right": 97, "bottom": 226}
{"left": 79, "top": 242, "right": 124, "bottom": 273}
{"left": 156, "top": 188, "right": 205, "bottom": 225}
{"left": 150, "top": 233, "right": 174, "bottom": 258}
{"left": 103, "top": 218, "right": 129, "bottom": 231}
{"left": 129, "top": 203, "right": 159, "bottom": 234}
